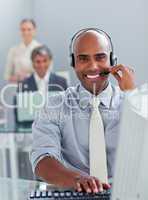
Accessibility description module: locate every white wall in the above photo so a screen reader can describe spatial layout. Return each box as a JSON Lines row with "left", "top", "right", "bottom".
{"left": 0, "top": 0, "right": 33, "bottom": 87}
{"left": 33, "top": 0, "right": 147, "bottom": 86}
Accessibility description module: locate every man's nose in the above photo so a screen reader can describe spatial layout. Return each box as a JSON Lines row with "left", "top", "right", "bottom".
{"left": 39, "top": 63, "right": 45, "bottom": 68}
{"left": 89, "top": 59, "right": 98, "bottom": 70}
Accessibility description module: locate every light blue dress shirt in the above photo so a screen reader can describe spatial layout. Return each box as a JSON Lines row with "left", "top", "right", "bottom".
{"left": 30, "top": 83, "right": 124, "bottom": 179}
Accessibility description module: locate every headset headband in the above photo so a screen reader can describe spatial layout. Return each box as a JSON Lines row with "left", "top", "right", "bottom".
{"left": 69, "top": 28, "right": 114, "bottom": 55}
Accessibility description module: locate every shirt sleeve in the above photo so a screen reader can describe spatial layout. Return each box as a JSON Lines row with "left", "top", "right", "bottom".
{"left": 30, "top": 99, "right": 65, "bottom": 174}
{"left": 4, "top": 48, "right": 15, "bottom": 80}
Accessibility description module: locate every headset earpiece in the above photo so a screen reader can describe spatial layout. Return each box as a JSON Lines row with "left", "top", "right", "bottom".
{"left": 70, "top": 53, "right": 75, "bottom": 67}
{"left": 110, "top": 52, "right": 117, "bottom": 66}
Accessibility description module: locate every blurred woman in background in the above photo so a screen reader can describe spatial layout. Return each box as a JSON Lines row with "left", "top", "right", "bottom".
{"left": 4, "top": 19, "right": 40, "bottom": 82}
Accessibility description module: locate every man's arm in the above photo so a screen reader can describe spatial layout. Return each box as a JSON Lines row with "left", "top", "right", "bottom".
{"left": 35, "top": 156, "right": 110, "bottom": 193}
{"left": 31, "top": 97, "right": 110, "bottom": 193}
{"left": 35, "top": 156, "right": 79, "bottom": 188}
{"left": 4, "top": 48, "right": 15, "bottom": 81}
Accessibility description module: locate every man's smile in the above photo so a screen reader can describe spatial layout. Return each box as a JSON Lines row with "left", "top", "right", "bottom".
{"left": 83, "top": 70, "right": 110, "bottom": 82}
{"left": 86, "top": 74, "right": 100, "bottom": 79}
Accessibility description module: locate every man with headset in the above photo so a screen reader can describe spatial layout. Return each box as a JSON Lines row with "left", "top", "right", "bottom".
{"left": 30, "top": 28, "right": 135, "bottom": 193}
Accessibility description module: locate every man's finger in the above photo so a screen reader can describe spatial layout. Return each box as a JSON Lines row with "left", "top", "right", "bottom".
{"left": 93, "top": 178, "right": 103, "bottom": 192}
{"left": 112, "top": 72, "right": 122, "bottom": 82}
{"left": 112, "top": 64, "right": 134, "bottom": 75}
{"left": 102, "top": 183, "right": 111, "bottom": 190}
{"left": 99, "top": 183, "right": 103, "bottom": 192}
{"left": 76, "top": 182, "right": 82, "bottom": 192}
{"left": 111, "top": 64, "right": 131, "bottom": 76}
{"left": 80, "top": 179, "right": 91, "bottom": 193}
{"left": 111, "top": 64, "right": 124, "bottom": 73}
{"left": 88, "top": 178, "right": 98, "bottom": 193}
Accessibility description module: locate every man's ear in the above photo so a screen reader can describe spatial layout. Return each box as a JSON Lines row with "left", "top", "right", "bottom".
{"left": 48, "top": 60, "right": 53, "bottom": 71}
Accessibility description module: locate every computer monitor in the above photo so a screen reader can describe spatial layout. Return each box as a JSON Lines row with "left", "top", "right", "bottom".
{"left": 111, "top": 86, "right": 148, "bottom": 200}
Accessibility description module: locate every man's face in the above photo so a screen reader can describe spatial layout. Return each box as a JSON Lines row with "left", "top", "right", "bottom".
{"left": 20, "top": 22, "right": 36, "bottom": 43}
{"left": 74, "top": 32, "right": 111, "bottom": 94}
{"left": 33, "top": 54, "right": 52, "bottom": 78}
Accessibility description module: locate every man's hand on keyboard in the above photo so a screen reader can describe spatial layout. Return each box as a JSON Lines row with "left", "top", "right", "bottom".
{"left": 74, "top": 175, "right": 111, "bottom": 194}
{"left": 35, "top": 157, "right": 111, "bottom": 194}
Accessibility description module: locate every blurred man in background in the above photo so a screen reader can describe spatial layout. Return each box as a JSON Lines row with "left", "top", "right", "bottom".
{"left": 18, "top": 45, "right": 68, "bottom": 94}
{"left": 14, "top": 45, "right": 68, "bottom": 126}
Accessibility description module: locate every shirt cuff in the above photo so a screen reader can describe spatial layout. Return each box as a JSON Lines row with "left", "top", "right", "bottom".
{"left": 124, "top": 88, "right": 138, "bottom": 98}
{"left": 32, "top": 153, "right": 64, "bottom": 174}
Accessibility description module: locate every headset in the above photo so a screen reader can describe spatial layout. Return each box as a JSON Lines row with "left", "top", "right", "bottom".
{"left": 69, "top": 28, "right": 117, "bottom": 67}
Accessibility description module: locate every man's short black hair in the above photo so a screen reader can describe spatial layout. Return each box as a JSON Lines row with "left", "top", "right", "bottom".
{"left": 31, "top": 45, "right": 53, "bottom": 61}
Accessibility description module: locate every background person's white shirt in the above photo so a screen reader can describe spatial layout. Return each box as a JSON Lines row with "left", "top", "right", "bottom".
{"left": 34, "top": 69, "right": 51, "bottom": 95}
{"left": 4, "top": 40, "right": 40, "bottom": 80}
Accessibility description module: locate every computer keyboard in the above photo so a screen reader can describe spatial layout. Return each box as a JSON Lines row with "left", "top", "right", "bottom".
{"left": 29, "top": 189, "right": 111, "bottom": 199}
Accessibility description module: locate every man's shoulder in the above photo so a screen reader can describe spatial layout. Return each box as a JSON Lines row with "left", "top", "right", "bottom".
{"left": 51, "top": 72, "right": 67, "bottom": 82}
{"left": 8, "top": 44, "right": 20, "bottom": 54}
{"left": 17, "top": 74, "right": 35, "bottom": 92}
{"left": 21, "top": 74, "right": 34, "bottom": 85}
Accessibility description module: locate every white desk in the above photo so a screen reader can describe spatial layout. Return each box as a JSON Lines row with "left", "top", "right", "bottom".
{"left": 0, "top": 177, "right": 56, "bottom": 200}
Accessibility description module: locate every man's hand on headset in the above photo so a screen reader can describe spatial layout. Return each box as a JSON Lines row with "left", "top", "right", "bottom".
{"left": 110, "top": 64, "right": 136, "bottom": 91}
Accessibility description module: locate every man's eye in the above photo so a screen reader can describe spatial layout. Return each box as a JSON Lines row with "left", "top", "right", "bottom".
{"left": 95, "top": 54, "right": 106, "bottom": 61}
{"left": 79, "top": 56, "right": 89, "bottom": 62}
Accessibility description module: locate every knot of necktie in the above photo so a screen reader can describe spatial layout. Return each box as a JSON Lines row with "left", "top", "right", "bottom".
{"left": 91, "top": 96, "right": 100, "bottom": 110}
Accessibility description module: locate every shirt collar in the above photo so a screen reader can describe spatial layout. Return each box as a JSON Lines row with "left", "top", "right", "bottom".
{"left": 34, "top": 68, "right": 51, "bottom": 84}
{"left": 78, "top": 82, "right": 113, "bottom": 109}
{"left": 20, "top": 40, "right": 38, "bottom": 49}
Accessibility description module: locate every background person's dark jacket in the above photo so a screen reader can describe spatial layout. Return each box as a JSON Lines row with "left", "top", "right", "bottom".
{"left": 14, "top": 72, "right": 68, "bottom": 128}
{"left": 19, "top": 72, "right": 68, "bottom": 92}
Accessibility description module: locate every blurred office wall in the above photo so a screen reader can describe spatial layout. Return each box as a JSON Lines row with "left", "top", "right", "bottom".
{"left": 0, "top": 0, "right": 33, "bottom": 87}
{"left": 32, "top": 0, "right": 148, "bottom": 86}
{"left": 0, "top": 0, "right": 147, "bottom": 86}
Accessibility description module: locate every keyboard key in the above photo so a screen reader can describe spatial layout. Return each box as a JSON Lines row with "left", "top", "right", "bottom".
{"left": 72, "top": 191, "right": 78, "bottom": 197}
{"left": 78, "top": 192, "right": 84, "bottom": 197}
{"left": 35, "top": 190, "right": 41, "bottom": 198}
{"left": 30, "top": 191, "right": 35, "bottom": 199}
{"left": 53, "top": 191, "right": 60, "bottom": 197}
{"left": 59, "top": 191, "right": 65, "bottom": 197}
{"left": 41, "top": 191, "right": 47, "bottom": 198}
{"left": 65, "top": 191, "right": 72, "bottom": 197}
{"left": 47, "top": 191, "right": 52, "bottom": 198}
